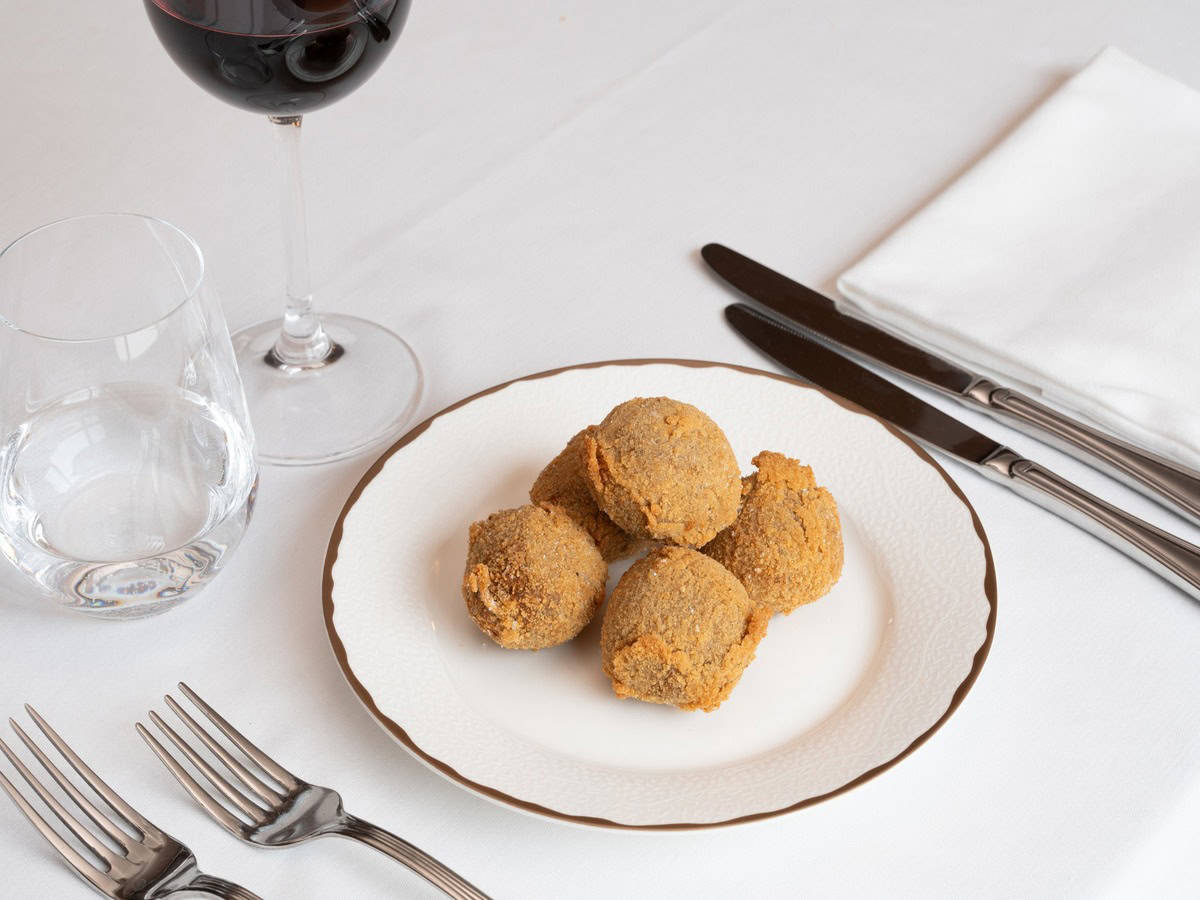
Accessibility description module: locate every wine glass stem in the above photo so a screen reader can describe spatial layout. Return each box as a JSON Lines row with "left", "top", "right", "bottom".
{"left": 266, "top": 114, "right": 338, "bottom": 369}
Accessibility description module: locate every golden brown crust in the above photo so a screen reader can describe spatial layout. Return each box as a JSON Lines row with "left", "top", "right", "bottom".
{"left": 529, "top": 430, "right": 639, "bottom": 562}
{"left": 703, "top": 451, "right": 843, "bottom": 614}
{"left": 600, "top": 546, "right": 768, "bottom": 711}
{"left": 580, "top": 397, "right": 741, "bottom": 548}
{"left": 462, "top": 504, "right": 608, "bottom": 650}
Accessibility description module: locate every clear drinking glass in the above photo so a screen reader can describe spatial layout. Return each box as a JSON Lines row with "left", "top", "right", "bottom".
{"left": 0, "top": 214, "right": 258, "bottom": 619}
{"left": 143, "top": 0, "right": 423, "bottom": 466}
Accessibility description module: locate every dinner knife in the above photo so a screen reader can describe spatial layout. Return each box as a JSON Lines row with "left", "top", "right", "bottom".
{"left": 703, "top": 243, "right": 1200, "bottom": 527}
{"left": 725, "top": 303, "right": 1200, "bottom": 603}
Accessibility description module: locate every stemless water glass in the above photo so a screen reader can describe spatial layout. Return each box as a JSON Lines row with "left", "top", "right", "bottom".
{"left": 0, "top": 215, "right": 258, "bottom": 619}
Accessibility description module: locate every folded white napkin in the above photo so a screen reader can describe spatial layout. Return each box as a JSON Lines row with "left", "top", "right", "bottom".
{"left": 837, "top": 47, "right": 1200, "bottom": 470}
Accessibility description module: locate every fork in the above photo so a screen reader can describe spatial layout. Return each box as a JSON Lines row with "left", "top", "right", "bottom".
{"left": 138, "top": 683, "right": 491, "bottom": 900}
{"left": 0, "top": 705, "right": 260, "bottom": 899}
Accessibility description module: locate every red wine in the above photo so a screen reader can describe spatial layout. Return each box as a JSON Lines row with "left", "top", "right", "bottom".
{"left": 145, "top": 0, "right": 411, "bottom": 115}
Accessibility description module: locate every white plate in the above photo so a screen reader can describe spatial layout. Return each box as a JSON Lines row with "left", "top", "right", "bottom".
{"left": 323, "top": 360, "right": 996, "bottom": 829}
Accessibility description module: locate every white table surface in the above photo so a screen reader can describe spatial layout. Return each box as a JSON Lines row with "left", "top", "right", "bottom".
{"left": 3, "top": 1, "right": 1200, "bottom": 897}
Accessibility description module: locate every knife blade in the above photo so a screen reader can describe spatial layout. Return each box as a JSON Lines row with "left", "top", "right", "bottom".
{"left": 725, "top": 303, "right": 1001, "bottom": 464}
{"left": 704, "top": 243, "right": 975, "bottom": 394}
{"left": 725, "top": 303, "right": 1200, "bottom": 602}
{"left": 704, "top": 243, "right": 1200, "bottom": 526}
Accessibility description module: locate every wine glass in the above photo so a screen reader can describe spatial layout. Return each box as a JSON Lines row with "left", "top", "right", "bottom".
{"left": 0, "top": 215, "right": 258, "bottom": 619}
{"left": 144, "top": 0, "right": 422, "bottom": 466}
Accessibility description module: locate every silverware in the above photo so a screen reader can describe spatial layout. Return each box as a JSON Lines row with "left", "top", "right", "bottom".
{"left": 726, "top": 303, "right": 1200, "bottom": 602}
{"left": 137, "top": 683, "right": 491, "bottom": 900}
{"left": 0, "top": 705, "right": 260, "bottom": 900}
{"left": 703, "top": 242, "right": 1200, "bottom": 527}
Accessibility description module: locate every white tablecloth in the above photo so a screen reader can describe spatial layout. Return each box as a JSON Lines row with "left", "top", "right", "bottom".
{"left": 3, "top": 2, "right": 1199, "bottom": 897}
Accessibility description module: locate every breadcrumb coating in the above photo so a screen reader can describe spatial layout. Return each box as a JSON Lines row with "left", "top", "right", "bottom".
{"left": 463, "top": 504, "right": 608, "bottom": 650}
{"left": 600, "top": 546, "right": 769, "bottom": 712}
{"left": 581, "top": 397, "right": 741, "bottom": 548}
{"left": 530, "top": 430, "right": 638, "bottom": 562}
{"left": 703, "top": 451, "right": 843, "bottom": 614}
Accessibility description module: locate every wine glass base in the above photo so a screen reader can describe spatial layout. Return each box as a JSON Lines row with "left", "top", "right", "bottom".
{"left": 232, "top": 314, "right": 423, "bottom": 466}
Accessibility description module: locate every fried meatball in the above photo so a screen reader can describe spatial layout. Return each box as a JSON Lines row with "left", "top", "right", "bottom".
{"left": 581, "top": 397, "right": 741, "bottom": 548}
{"left": 703, "top": 451, "right": 843, "bottom": 614}
{"left": 463, "top": 504, "right": 607, "bottom": 650}
{"left": 600, "top": 546, "right": 769, "bottom": 712}
{"left": 529, "top": 430, "right": 638, "bottom": 562}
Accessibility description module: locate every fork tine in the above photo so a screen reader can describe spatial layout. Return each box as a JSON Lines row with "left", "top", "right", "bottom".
{"left": 0, "top": 768, "right": 111, "bottom": 894}
{"left": 9, "top": 719, "right": 133, "bottom": 850}
{"left": 178, "top": 683, "right": 298, "bottom": 789}
{"left": 164, "top": 695, "right": 283, "bottom": 806}
{"left": 24, "top": 704, "right": 160, "bottom": 840}
{"left": 148, "top": 712, "right": 266, "bottom": 823}
{"left": 136, "top": 723, "right": 248, "bottom": 836}
{"left": 0, "top": 734, "right": 118, "bottom": 868}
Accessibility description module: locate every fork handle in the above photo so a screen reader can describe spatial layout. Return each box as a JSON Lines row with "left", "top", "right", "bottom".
{"left": 175, "top": 873, "right": 264, "bottom": 900}
{"left": 339, "top": 814, "right": 492, "bottom": 900}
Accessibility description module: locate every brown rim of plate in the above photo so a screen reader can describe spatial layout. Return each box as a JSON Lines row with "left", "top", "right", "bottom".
{"left": 322, "top": 358, "right": 998, "bottom": 831}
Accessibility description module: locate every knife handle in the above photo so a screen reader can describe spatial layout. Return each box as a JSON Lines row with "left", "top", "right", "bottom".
{"left": 981, "top": 448, "right": 1200, "bottom": 602}
{"left": 967, "top": 381, "right": 1200, "bottom": 527}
